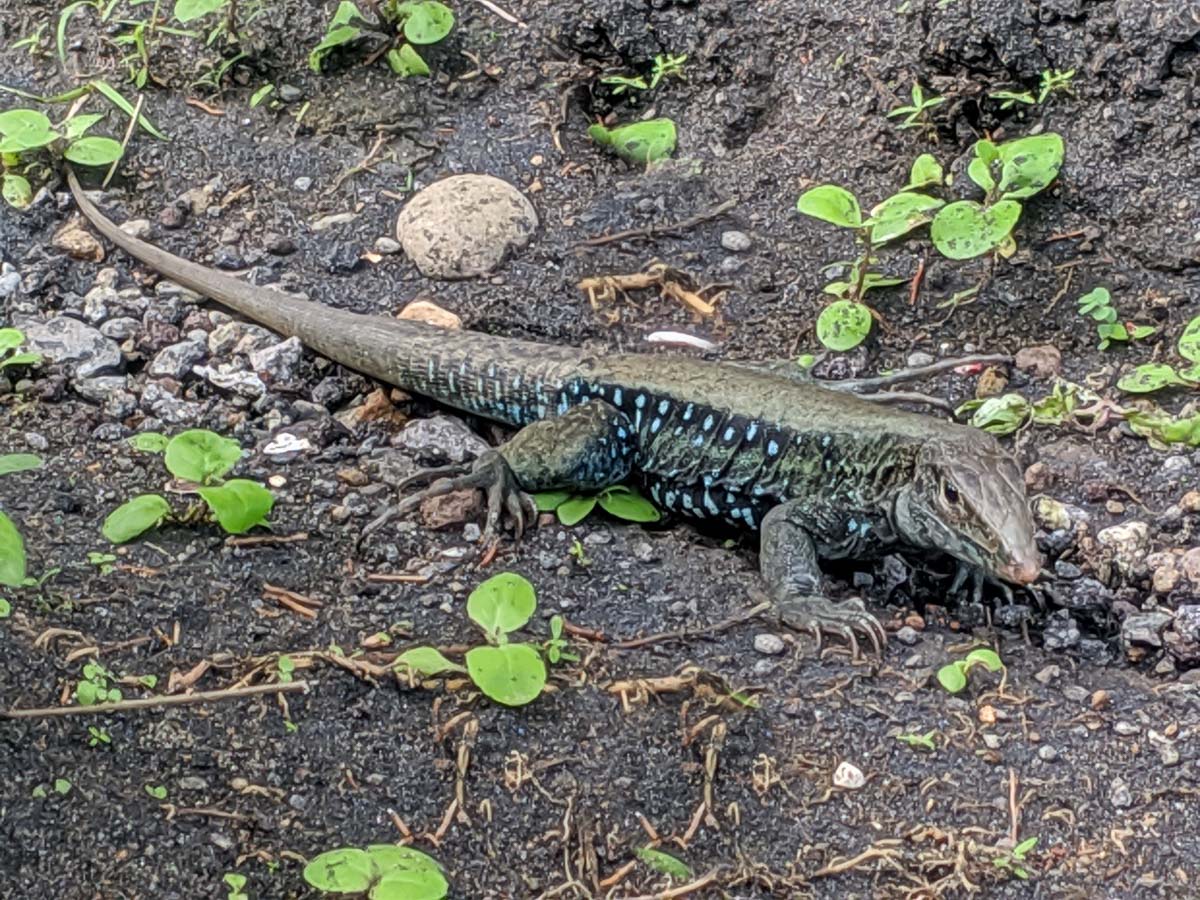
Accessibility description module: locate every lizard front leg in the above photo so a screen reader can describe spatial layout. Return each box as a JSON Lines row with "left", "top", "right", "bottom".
{"left": 760, "top": 500, "right": 887, "bottom": 656}
{"left": 364, "top": 401, "right": 636, "bottom": 545}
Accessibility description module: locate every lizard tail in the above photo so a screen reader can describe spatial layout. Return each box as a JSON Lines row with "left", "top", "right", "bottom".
{"left": 66, "top": 168, "right": 575, "bottom": 425}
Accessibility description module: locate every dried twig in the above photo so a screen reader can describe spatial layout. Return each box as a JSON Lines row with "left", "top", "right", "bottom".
{"left": 577, "top": 199, "right": 737, "bottom": 247}
{"left": 2, "top": 680, "right": 309, "bottom": 719}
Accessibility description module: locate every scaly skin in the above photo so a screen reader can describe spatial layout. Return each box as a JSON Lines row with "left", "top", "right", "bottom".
{"left": 68, "top": 170, "right": 1042, "bottom": 654}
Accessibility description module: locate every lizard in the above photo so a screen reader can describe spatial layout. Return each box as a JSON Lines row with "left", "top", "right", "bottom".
{"left": 66, "top": 169, "right": 1042, "bottom": 654}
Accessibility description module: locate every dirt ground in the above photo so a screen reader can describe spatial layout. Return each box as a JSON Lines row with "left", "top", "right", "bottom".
{"left": 2, "top": 0, "right": 1200, "bottom": 897}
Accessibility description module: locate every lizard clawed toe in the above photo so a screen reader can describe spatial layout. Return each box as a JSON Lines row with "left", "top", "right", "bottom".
{"left": 775, "top": 594, "right": 886, "bottom": 658}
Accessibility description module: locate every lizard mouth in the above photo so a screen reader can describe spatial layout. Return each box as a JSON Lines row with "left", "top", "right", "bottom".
{"left": 996, "top": 556, "right": 1041, "bottom": 585}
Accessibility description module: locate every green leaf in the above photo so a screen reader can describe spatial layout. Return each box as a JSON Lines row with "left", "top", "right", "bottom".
{"left": 796, "top": 184, "right": 862, "bottom": 229}
{"left": 62, "top": 113, "right": 105, "bottom": 141}
{"left": 387, "top": 44, "right": 430, "bottom": 77}
{"left": 635, "top": 847, "right": 691, "bottom": 879}
{"left": 936, "top": 662, "right": 968, "bottom": 693}
{"left": 1116, "top": 363, "right": 1187, "bottom": 394}
{"left": 394, "top": 647, "right": 466, "bottom": 676}
{"left": 0, "top": 454, "right": 42, "bottom": 476}
{"left": 197, "top": 479, "right": 274, "bottom": 534}
{"left": 90, "top": 80, "right": 167, "bottom": 140}
{"left": 0, "top": 598, "right": 10, "bottom": 618}
{"left": 868, "top": 191, "right": 944, "bottom": 244}
{"left": 54, "top": 778, "right": 72, "bottom": 795}
{"left": 1178, "top": 316, "right": 1200, "bottom": 364}
{"left": 588, "top": 119, "right": 677, "bottom": 165}
{"left": 556, "top": 495, "right": 597, "bottom": 526}
{"left": 0, "top": 329, "right": 23, "bottom": 354}
{"left": 3, "top": 173, "right": 33, "bottom": 209}
{"left": 0, "top": 511, "right": 27, "bottom": 587}
{"left": 102, "top": 493, "right": 172, "bottom": 543}
{"left": 905, "top": 153, "right": 943, "bottom": 189}
{"left": 975, "top": 139, "right": 1000, "bottom": 166}
{"left": 466, "top": 643, "right": 546, "bottom": 706}
{"left": 861, "top": 273, "right": 906, "bottom": 291}
{"left": 1076, "top": 287, "right": 1111, "bottom": 319}
{"left": 816, "top": 300, "right": 872, "bottom": 352}
{"left": 249, "top": 84, "right": 274, "bottom": 107}
{"left": 76, "top": 679, "right": 101, "bottom": 705}
{"left": 966, "top": 393, "right": 1030, "bottom": 435}
{"left": 1013, "top": 836, "right": 1038, "bottom": 857}
{"left": 1129, "top": 324, "right": 1156, "bottom": 340}
{"left": 365, "top": 845, "right": 447, "bottom": 900}
{"left": 964, "top": 648, "right": 1003, "bottom": 672}
{"left": 174, "top": 0, "right": 227, "bottom": 23}
{"left": 63, "top": 136, "right": 124, "bottom": 166}
{"left": 309, "top": 23, "right": 363, "bottom": 72}
{"left": 598, "top": 486, "right": 660, "bottom": 523}
{"left": 0, "top": 109, "right": 57, "bottom": 152}
{"left": 930, "top": 200, "right": 1021, "bottom": 260}
{"left": 128, "top": 432, "right": 169, "bottom": 453}
{"left": 401, "top": 1, "right": 454, "bottom": 44}
{"left": 145, "top": 784, "right": 168, "bottom": 799}
{"left": 1096, "top": 322, "right": 1128, "bottom": 349}
{"left": 467, "top": 572, "right": 536, "bottom": 638}
{"left": 531, "top": 490, "right": 571, "bottom": 512}
{"left": 997, "top": 133, "right": 1064, "bottom": 200}
{"left": 303, "top": 848, "right": 375, "bottom": 893}
{"left": 164, "top": 429, "right": 242, "bottom": 483}
{"left": 967, "top": 157, "right": 995, "bottom": 193}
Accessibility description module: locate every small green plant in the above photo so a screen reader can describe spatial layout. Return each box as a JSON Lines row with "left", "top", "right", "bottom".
{"left": 276, "top": 655, "right": 296, "bottom": 684}
{"left": 310, "top": 1, "right": 455, "bottom": 77}
{"left": 87, "top": 551, "right": 118, "bottom": 575}
{"left": 886, "top": 82, "right": 944, "bottom": 136}
{"left": 600, "top": 52, "right": 686, "bottom": 96}
{"left": 588, "top": 118, "right": 676, "bottom": 165}
{"left": 930, "top": 133, "right": 1063, "bottom": 259}
{"left": 76, "top": 660, "right": 123, "bottom": 706}
{"left": 303, "top": 844, "right": 447, "bottom": 899}
{"left": 993, "top": 836, "right": 1038, "bottom": 880}
{"left": 543, "top": 615, "right": 578, "bottom": 664}
{"left": 0, "top": 108, "right": 124, "bottom": 209}
{"left": 55, "top": 778, "right": 72, "bottom": 795}
{"left": 102, "top": 429, "right": 274, "bottom": 542}
{"left": 896, "top": 730, "right": 938, "bottom": 751}
{"left": 88, "top": 725, "right": 112, "bottom": 747}
{"left": 0, "top": 328, "right": 43, "bottom": 372}
{"left": 222, "top": 872, "right": 249, "bottom": 900}
{"left": 145, "top": 784, "right": 168, "bottom": 800}
{"left": 0, "top": 453, "right": 43, "bottom": 476}
{"left": 636, "top": 846, "right": 691, "bottom": 880}
{"left": 1077, "top": 287, "right": 1156, "bottom": 350}
{"left": 1038, "top": 68, "right": 1075, "bottom": 103}
{"left": 395, "top": 572, "right": 552, "bottom": 707}
{"left": 11, "top": 23, "right": 48, "bottom": 56}
{"left": 937, "top": 647, "right": 1003, "bottom": 694}
{"left": 1116, "top": 314, "right": 1200, "bottom": 394}
{"left": 600, "top": 74, "right": 648, "bottom": 95}
{"left": 532, "top": 484, "right": 660, "bottom": 526}
{"left": 988, "top": 88, "right": 1035, "bottom": 110}
{"left": 0, "top": 450, "right": 41, "bottom": 590}
{"left": 957, "top": 380, "right": 1091, "bottom": 436}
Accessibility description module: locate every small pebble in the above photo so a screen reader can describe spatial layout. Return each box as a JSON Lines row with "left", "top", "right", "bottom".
{"left": 720, "top": 230, "right": 752, "bottom": 252}
{"left": 753, "top": 633, "right": 786, "bottom": 655}
{"left": 894, "top": 625, "right": 919, "bottom": 645}
{"left": 1037, "top": 745, "right": 1058, "bottom": 762}
{"left": 832, "top": 761, "right": 865, "bottom": 790}
{"left": 293, "top": 176, "right": 314, "bottom": 192}
{"left": 1112, "top": 721, "right": 1139, "bottom": 736}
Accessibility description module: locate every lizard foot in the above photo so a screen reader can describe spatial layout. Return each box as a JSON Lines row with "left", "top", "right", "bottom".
{"left": 776, "top": 594, "right": 886, "bottom": 658}
{"left": 361, "top": 451, "right": 538, "bottom": 546}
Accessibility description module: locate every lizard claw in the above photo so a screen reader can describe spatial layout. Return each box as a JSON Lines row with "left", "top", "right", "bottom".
{"left": 361, "top": 451, "right": 536, "bottom": 547}
{"left": 775, "top": 594, "right": 886, "bottom": 658}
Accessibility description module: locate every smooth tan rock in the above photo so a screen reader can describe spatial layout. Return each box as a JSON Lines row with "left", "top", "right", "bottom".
{"left": 398, "top": 299, "right": 462, "bottom": 330}
{"left": 395, "top": 174, "right": 538, "bottom": 279}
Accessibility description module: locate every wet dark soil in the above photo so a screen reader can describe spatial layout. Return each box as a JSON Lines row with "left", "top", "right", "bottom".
{"left": 2, "top": 1, "right": 1200, "bottom": 898}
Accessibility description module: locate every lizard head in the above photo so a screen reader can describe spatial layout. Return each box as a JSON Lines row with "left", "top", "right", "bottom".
{"left": 895, "top": 435, "right": 1042, "bottom": 585}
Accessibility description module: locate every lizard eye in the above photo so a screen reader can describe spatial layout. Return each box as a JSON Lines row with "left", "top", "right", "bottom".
{"left": 943, "top": 482, "right": 960, "bottom": 505}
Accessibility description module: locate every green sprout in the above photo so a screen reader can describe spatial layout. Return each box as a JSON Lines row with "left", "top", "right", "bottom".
{"left": 304, "top": 845, "right": 447, "bottom": 899}
{"left": 1037, "top": 68, "right": 1075, "bottom": 103}
{"left": 886, "top": 82, "right": 944, "bottom": 136}
{"left": 1076, "top": 287, "right": 1155, "bottom": 350}
{"left": 936, "top": 647, "right": 1003, "bottom": 694}
{"left": 993, "top": 836, "right": 1038, "bottom": 880}
{"left": 896, "top": 730, "right": 938, "bottom": 751}
{"left": 533, "top": 484, "right": 660, "bottom": 527}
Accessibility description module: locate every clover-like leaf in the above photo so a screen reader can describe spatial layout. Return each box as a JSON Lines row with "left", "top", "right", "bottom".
{"left": 531, "top": 491, "right": 571, "bottom": 512}
{"left": 930, "top": 200, "right": 1021, "bottom": 260}
{"left": 0, "top": 109, "right": 57, "bottom": 152}
{"left": 386, "top": 44, "right": 430, "bottom": 77}
{"left": 556, "top": 495, "right": 597, "bottom": 526}
{"left": 303, "top": 848, "right": 375, "bottom": 894}
{"left": 997, "top": 133, "right": 1064, "bottom": 200}
{"left": 465, "top": 643, "right": 547, "bottom": 706}
{"left": 964, "top": 648, "right": 1003, "bottom": 672}
{"left": 2, "top": 173, "right": 33, "bottom": 209}
{"left": 816, "top": 300, "right": 872, "bottom": 352}
{"left": 164, "top": 429, "right": 242, "bottom": 483}
{"left": 466, "top": 572, "right": 536, "bottom": 638}
{"left": 904, "top": 153, "right": 943, "bottom": 190}
{"left": 598, "top": 486, "right": 660, "bottom": 523}
{"left": 797, "top": 184, "right": 862, "bottom": 229}
{"left": 936, "top": 662, "right": 968, "bottom": 693}
{"left": 400, "top": 1, "right": 454, "bottom": 44}
{"left": 197, "top": 479, "right": 274, "bottom": 534}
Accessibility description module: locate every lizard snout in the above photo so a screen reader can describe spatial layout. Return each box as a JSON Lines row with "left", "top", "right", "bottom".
{"left": 996, "top": 555, "right": 1041, "bottom": 585}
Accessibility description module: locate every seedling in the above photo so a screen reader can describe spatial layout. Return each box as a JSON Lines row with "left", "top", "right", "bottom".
{"left": 957, "top": 380, "right": 1094, "bottom": 436}
{"left": 0, "top": 451, "right": 41, "bottom": 589}
{"left": 222, "top": 872, "right": 248, "bottom": 900}
{"left": 395, "top": 572, "right": 551, "bottom": 706}
{"left": 886, "top": 82, "right": 944, "bottom": 137}
{"left": 87, "top": 725, "right": 112, "bottom": 747}
{"left": 276, "top": 655, "right": 296, "bottom": 684}
{"left": 988, "top": 89, "right": 1035, "bottom": 110}
{"left": 303, "top": 845, "right": 447, "bottom": 899}
{"left": 993, "top": 836, "right": 1038, "bottom": 880}
{"left": 636, "top": 847, "right": 691, "bottom": 880}
{"left": 896, "top": 730, "right": 938, "bottom": 751}
{"left": 568, "top": 537, "right": 591, "bottom": 566}
{"left": 0, "top": 328, "right": 42, "bottom": 372}
{"left": 102, "top": 428, "right": 274, "bottom": 542}
{"left": 0, "top": 108, "right": 124, "bottom": 209}
{"left": 543, "top": 615, "right": 578, "bottom": 664}
{"left": 145, "top": 784, "right": 168, "bottom": 799}
{"left": 588, "top": 118, "right": 677, "bottom": 165}
{"left": 936, "top": 647, "right": 1003, "bottom": 693}
{"left": 533, "top": 484, "right": 660, "bottom": 527}
{"left": 1116, "top": 314, "right": 1200, "bottom": 394}
{"left": 310, "top": 1, "right": 455, "bottom": 77}
{"left": 1076, "top": 287, "right": 1155, "bottom": 350}
{"left": 76, "top": 660, "right": 123, "bottom": 706}
{"left": 600, "top": 74, "right": 648, "bottom": 95}
{"left": 649, "top": 53, "right": 687, "bottom": 88}
{"left": 1038, "top": 68, "right": 1075, "bottom": 103}
{"left": 87, "top": 551, "right": 118, "bottom": 575}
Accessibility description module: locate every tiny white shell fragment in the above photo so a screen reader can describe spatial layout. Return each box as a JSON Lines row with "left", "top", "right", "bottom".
{"left": 263, "top": 433, "right": 312, "bottom": 455}
{"left": 646, "top": 331, "right": 716, "bottom": 351}
{"left": 833, "top": 761, "right": 865, "bottom": 790}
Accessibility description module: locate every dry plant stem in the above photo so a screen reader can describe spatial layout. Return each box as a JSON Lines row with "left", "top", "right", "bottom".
{"left": 578, "top": 199, "right": 737, "bottom": 246}
{"left": 104, "top": 93, "right": 143, "bottom": 189}
{"left": 2, "top": 680, "right": 309, "bottom": 719}
{"left": 622, "top": 871, "right": 720, "bottom": 899}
